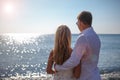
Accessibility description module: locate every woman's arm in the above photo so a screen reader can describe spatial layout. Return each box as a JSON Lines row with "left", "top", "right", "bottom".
{"left": 46, "top": 50, "right": 55, "bottom": 74}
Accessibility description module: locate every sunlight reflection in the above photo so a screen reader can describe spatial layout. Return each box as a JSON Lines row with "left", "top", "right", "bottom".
{"left": 5, "top": 33, "right": 40, "bottom": 44}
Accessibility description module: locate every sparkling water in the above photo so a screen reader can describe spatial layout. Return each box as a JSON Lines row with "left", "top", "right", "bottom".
{"left": 0, "top": 33, "right": 120, "bottom": 78}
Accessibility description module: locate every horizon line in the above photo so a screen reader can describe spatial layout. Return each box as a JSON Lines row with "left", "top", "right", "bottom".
{"left": 0, "top": 33, "right": 120, "bottom": 35}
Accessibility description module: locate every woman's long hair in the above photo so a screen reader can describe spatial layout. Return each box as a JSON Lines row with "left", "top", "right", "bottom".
{"left": 53, "top": 25, "right": 72, "bottom": 65}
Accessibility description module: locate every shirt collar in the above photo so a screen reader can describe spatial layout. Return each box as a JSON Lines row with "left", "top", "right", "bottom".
{"left": 81, "top": 27, "right": 93, "bottom": 34}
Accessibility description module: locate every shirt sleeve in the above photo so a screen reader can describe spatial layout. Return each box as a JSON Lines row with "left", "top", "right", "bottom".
{"left": 55, "top": 35, "right": 87, "bottom": 71}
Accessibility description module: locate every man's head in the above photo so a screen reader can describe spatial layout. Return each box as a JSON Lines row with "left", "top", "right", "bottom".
{"left": 76, "top": 11, "right": 92, "bottom": 32}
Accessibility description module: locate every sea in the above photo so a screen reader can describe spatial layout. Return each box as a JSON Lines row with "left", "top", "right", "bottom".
{"left": 0, "top": 33, "right": 120, "bottom": 79}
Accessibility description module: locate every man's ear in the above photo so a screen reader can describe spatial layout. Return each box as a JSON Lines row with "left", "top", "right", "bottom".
{"left": 79, "top": 21, "right": 82, "bottom": 29}
{"left": 80, "top": 21, "right": 84, "bottom": 26}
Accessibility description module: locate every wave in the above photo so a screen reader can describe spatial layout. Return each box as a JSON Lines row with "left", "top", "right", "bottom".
{"left": 0, "top": 71, "right": 120, "bottom": 80}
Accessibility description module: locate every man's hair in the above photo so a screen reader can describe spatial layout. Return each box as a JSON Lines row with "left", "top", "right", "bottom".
{"left": 77, "top": 11, "right": 92, "bottom": 26}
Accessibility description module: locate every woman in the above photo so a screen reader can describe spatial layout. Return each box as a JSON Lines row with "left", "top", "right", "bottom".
{"left": 46, "top": 25, "right": 80, "bottom": 80}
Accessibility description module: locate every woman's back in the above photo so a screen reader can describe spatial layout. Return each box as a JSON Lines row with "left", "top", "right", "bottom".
{"left": 46, "top": 25, "right": 79, "bottom": 80}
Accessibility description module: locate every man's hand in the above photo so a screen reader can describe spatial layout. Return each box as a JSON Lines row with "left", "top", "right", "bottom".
{"left": 54, "top": 62, "right": 58, "bottom": 73}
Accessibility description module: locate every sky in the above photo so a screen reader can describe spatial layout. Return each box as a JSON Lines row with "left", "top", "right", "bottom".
{"left": 0, "top": 0, "right": 120, "bottom": 34}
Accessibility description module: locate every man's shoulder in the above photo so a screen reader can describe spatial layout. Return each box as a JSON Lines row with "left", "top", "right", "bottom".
{"left": 78, "top": 33, "right": 85, "bottom": 38}
{"left": 77, "top": 34, "right": 87, "bottom": 44}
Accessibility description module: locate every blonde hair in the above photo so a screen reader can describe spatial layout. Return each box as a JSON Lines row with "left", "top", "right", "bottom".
{"left": 53, "top": 25, "right": 72, "bottom": 65}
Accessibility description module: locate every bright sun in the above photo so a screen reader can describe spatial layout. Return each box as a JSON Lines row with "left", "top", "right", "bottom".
{"left": 4, "top": 4, "right": 14, "bottom": 13}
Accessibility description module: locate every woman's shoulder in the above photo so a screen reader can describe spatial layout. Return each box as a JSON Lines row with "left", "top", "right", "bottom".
{"left": 50, "top": 49, "right": 54, "bottom": 54}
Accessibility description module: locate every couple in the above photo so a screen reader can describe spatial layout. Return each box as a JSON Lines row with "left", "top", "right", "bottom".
{"left": 46, "top": 11, "right": 101, "bottom": 80}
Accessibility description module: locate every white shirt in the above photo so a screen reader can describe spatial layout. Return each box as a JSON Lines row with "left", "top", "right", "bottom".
{"left": 55, "top": 27, "right": 101, "bottom": 80}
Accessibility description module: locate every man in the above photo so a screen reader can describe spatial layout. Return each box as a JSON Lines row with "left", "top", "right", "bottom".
{"left": 55, "top": 11, "right": 101, "bottom": 80}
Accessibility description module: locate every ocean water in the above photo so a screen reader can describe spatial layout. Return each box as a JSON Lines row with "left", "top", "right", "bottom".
{"left": 0, "top": 33, "right": 120, "bottom": 78}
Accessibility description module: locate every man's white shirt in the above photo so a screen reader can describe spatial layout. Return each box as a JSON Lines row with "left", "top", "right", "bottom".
{"left": 55, "top": 27, "right": 101, "bottom": 80}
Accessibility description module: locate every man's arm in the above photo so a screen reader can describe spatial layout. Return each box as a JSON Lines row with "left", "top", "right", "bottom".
{"left": 55, "top": 36, "right": 87, "bottom": 71}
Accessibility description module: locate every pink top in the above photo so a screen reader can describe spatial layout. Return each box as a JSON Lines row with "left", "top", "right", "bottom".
{"left": 55, "top": 27, "right": 101, "bottom": 80}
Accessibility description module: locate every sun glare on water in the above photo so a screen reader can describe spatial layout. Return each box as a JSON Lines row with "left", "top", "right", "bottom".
{"left": 6, "top": 33, "right": 40, "bottom": 44}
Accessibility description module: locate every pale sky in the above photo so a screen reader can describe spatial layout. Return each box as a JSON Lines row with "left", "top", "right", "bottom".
{"left": 0, "top": 0, "right": 120, "bottom": 34}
